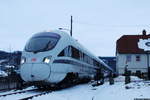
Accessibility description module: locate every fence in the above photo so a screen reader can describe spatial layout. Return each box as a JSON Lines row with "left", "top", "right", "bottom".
{"left": 0, "top": 74, "right": 22, "bottom": 91}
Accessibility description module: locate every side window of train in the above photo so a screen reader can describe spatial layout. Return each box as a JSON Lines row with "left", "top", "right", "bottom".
{"left": 71, "top": 46, "right": 80, "bottom": 59}
{"left": 96, "top": 61, "right": 99, "bottom": 66}
{"left": 84, "top": 54, "right": 88, "bottom": 63}
{"left": 64, "top": 46, "right": 69, "bottom": 56}
{"left": 58, "top": 49, "right": 65, "bottom": 56}
{"left": 79, "top": 52, "right": 84, "bottom": 61}
{"left": 87, "top": 55, "right": 90, "bottom": 64}
{"left": 67, "top": 46, "right": 72, "bottom": 57}
{"left": 58, "top": 46, "right": 72, "bottom": 57}
{"left": 93, "top": 60, "right": 97, "bottom": 66}
{"left": 91, "top": 59, "right": 95, "bottom": 66}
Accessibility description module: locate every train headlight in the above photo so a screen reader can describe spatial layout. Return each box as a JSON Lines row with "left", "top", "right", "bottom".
{"left": 43, "top": 56, "right": 51, "bottom": 64}
{"left": 21, "top": 57, "right": 26, "bottom": 64}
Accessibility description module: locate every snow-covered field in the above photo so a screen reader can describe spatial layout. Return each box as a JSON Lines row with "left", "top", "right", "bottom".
{"left": 0, "top": 76, "right": 150, "bottom": 100}
{"left": 34, "top": 76, "right": 150, "bottom": 100}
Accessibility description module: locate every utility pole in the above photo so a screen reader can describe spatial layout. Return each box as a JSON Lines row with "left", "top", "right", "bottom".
{"left": 59, "top": 15, "right": 73, "bottom": 37}
{"left": 70, "top": 15, "right": 73, "bottom": 37}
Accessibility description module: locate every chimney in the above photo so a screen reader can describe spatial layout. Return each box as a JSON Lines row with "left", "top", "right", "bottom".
{"left": 142, "top": 29, "right": 146, "bottom": 35}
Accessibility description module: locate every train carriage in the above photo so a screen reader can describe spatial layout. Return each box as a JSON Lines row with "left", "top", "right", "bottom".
{"left": 20, "top": 30, "right": 114, "bottom": 87}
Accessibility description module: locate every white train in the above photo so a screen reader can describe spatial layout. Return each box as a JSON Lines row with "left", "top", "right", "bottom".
{"left": 20, "top": 30, "right": 113, "bottom": 88}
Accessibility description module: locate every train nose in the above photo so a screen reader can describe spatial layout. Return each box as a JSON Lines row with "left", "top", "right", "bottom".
{"left": 20, "top": 63, "right": 51, "bottom": 82}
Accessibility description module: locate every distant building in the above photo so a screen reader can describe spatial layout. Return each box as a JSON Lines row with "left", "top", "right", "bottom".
{"left": 116, "top": 30, "right": 150, "bottom": 75}
{"left": 99, "top": 57, "right": 116, "bottom": 72}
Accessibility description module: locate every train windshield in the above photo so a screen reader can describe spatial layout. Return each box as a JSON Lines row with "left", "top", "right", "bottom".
{"left": 25, "top": 34, "right": 60, "bottom": 53}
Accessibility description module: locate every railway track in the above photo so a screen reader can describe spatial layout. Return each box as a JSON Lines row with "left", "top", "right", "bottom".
{"left": 19, "top": 90, "right": 52, "bottom": 100}
{"left": 0, "top": 81, "right": 91, "bottom": 100}
{"left": 0, "top": 87, "right": 53, "bottom": 100}
{"left": 0, "top": 88, "right": 38, "bottom": 97}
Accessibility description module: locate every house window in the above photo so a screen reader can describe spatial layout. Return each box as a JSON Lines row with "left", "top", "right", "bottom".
{"left": 126, "top": 55, "right": 131, "bottom": 62}
{"left": 136, "top": 55, "right": 140, "bottom": 61}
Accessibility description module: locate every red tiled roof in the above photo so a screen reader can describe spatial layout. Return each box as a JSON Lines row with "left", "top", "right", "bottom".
{"left": 116, "top": 35, "right": 150, "bottom": 54}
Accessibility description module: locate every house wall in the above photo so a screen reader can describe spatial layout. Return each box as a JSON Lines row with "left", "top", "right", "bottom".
{"left": 116, "top": 53, "right": 149, "bottom": 74}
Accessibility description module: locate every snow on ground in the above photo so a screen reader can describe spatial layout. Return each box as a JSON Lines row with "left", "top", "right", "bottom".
{"left": 0, "top": 70, "right": 7, "bottom": 77}
{"left": 0, "top": 76, "right": 149, "bottom": 100}
{"left": 33, "top": 76, "right": 150, "bottom": 100}
{"left": 114, "top": 75, "right": 143, "bottom": 82}
{"left": 94, "top": 82, "right": 150, "bottom": 100}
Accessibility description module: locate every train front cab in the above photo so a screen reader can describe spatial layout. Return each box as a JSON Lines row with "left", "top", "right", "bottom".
{"left": 20, "top": 32, "right": 61, "bottom": 84}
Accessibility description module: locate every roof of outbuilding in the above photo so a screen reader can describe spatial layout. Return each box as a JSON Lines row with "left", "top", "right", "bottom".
{"left": 116, "top": 35, "right": 150, "bottom": 54}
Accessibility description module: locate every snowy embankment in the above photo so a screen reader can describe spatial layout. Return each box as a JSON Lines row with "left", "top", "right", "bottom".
{"left": 33, "top": 76, "right": 150, "bottom": 100}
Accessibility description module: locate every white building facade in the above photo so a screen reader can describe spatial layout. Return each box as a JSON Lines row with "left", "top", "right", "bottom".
{"left": 116, "top": 32, "right": 150, "bottom": 75}
{"left": 116, "top": 54, "right": 149, "bottom": 74}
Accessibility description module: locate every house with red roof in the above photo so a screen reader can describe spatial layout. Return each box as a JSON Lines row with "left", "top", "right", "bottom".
{"left": 116, "top": 30, "right": 150, "bottom": 76}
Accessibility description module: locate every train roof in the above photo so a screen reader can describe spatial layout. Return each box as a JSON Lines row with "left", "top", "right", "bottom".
{"left": 31, "top": 32, "right": 61, "bottom": 38}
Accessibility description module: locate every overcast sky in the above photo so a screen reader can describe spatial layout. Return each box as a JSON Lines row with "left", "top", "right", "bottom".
{"left": 0, "top": 0, "right": 150, "bottom": 56}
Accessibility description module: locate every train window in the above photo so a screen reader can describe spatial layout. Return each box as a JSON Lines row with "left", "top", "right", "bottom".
{"left": 96, "top": 61, "right": 99, "bottom": 66}
{"left": 93, "top": 60, "right": 96, "bottom": 66}
{"left": 93, "top": 60, "right": 99, "bottom": 66}
{"left": 58, "top": 50, "right": 64, "bottom": 56}
{"left": 58, "top": 46, "right": 72, "bottom": 57}
{"left": 71, "top": 46, "right": 80, "bottom": 59}
{"left": 82, "top": 53, "right": 85, "bottom": 61}
{"left": 84, "top": 54, "right": 89, "bottom": 63}
{"left": 25, "top": 35, "right": 60, "bottom": 52}
{"left": 83, "top": 54, "right": 90, "bottom": 64}
{"left": 58, "top": 45, "right": 98, "bottom": 66}
{"left": 79, "top": 52, "right": 84, "bottom": 61}
{"left": 87, "top": 56, "right": 90, "bottom": 64}
{"left": 66, "top": 46, "right": 72, "bottom": 57}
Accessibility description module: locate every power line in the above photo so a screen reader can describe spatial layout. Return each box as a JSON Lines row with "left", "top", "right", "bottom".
{"left": 74, "top": 21, "right": 150, "bottom": 28}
